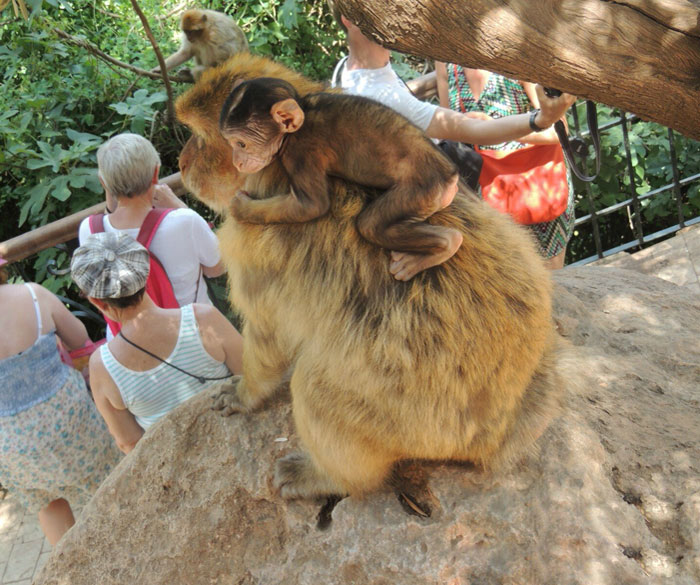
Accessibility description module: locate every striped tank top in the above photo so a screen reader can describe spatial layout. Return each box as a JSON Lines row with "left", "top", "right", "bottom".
{"left": 100, "top": 304, "right": 231, "bottom": 430}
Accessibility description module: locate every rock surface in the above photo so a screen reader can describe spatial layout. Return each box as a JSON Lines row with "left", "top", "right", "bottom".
{"left": 35, "top": 266, "right": 700, "bottom": 585}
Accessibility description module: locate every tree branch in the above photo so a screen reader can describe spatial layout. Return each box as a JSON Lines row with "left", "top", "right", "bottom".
{"left": 129, "top": 0, "right": 177, "bottom": 127}
{"left": 51, "top": 27, "right": 191, "bottom": 83}
{"left": 155, "top": 2, "right": 187, "bottom": 22}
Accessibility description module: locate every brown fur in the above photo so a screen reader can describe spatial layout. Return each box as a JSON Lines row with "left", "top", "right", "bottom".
{"left": 176, "top": 54, "right": 324, "bottom": 212}
{"left": 177, "top": 55, "right": 571, "bottom": 499}
{"left": 219, "top": 79, "right": 462, "bottom": 280}
{"left": 158, "top": 9, "right": 248, "bottom": 82}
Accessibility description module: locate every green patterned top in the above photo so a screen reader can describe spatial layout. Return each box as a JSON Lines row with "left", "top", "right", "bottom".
{"left": 446, "top": 65, "right": 531, "bottom": 151}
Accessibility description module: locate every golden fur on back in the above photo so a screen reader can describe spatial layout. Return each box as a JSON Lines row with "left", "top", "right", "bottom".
{"left": 176, "top": 55, "right": 569, "bottom": 498}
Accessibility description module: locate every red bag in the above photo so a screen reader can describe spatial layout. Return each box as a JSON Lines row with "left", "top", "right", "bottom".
{"left": 477, "top": 143, "right": 569, "bottom": 225}
{"left": 89, "top": 208, "right": 180, "bottom": 335}
{"left": 58, "top": 338, "right": 107, "bottom": 388}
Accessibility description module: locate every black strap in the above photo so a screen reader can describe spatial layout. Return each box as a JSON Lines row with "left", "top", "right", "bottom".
{"left": 118, "top": 330, "right": 233, "bottom": 385}
{"left": 554, "top": 100, "right": 601, "bottom": 182}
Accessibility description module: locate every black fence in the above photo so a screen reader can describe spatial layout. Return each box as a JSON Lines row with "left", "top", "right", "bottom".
{"left": 566, "top": 105, "right": 700, "bottom": 266}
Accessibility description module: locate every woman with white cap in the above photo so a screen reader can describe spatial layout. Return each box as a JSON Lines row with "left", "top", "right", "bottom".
{"left": 71, "top": 232, "right": 243, "bottom": 453}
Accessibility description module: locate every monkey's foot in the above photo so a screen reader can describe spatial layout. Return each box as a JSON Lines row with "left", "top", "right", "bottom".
{"left": 274, "top": 452, "right": 346, "bottom": 500}
{"left": 210, "top": 375, "right": 249, "bottom": 416}
{"left": 396, "top": 491, "right": 432, "bottom": 518}
{"left": 389, "top": 231, "right": 463, "bottom": 281}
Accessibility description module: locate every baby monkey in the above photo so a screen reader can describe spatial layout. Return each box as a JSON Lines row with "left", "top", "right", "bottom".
{"left": 219, "top": 77, "right": 461, "bottom": 281}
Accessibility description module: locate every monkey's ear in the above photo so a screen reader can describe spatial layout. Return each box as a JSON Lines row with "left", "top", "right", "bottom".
{"left": 271, "top": 99, "right": 304, "bottom": 133}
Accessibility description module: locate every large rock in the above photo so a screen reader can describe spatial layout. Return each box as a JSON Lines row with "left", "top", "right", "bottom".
{"left": 35, "top": 266, "right": 700, "bottom": 585}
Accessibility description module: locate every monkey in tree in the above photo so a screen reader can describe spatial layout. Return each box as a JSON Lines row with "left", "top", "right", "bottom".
{"left": 154, "top": 9, "right": 248, "bottom": 82}
{"left": 219, "top": 77, "right": 462, "bottom": 281}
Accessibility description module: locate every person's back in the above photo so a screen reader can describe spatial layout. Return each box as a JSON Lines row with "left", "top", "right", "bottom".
{"left": 0, "top": 279, "right": 122, "bottom": 546}
{"left": 333, "top": 58, "right": 438, "bottom": 133}
{"left": 98, "top": 303, "right": 233, "bottom": 430}
{"left": 71, "top": 232, "right": 243, "bottom": 453}
{"left": 80, "top": 206, "right": 220, "bottom": 307}
{"left": 77, "top": 133, "right": 224, "bottom": 324}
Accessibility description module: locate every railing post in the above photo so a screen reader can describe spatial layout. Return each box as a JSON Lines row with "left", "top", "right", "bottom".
{"left": 620, "top": 111, "right": 645, "bottom": 247}
{"left": 667, "top": 128, "right": 685, "bottom": 229}
{"left": 572, "top": 104, "right": 603, "bottom": 259}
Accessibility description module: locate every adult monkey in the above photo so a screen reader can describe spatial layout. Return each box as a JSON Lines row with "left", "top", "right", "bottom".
{"left": 154, "top": 9, "right": 248, "bottom": 82}
{"left": 176, "top": 54, "right": 576, "bottom": 500}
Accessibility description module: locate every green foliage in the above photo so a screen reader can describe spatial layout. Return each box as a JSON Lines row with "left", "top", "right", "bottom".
{"left": 0, "top": 1, "right": 177, "bottom": 237}
{"left": 566, "top": 102, "right": 700, "bottom": 262}
{"left": 0, "top": 0, "right": 187, "bottom": 295}
{"left": 0, "top": 0, "right": 345, "bottom": 298}
{"left": 110, "top": 89, "right": 168, "bottom": 135}
{"left": 231, "top": 0, "right": 344, "bottom": 80}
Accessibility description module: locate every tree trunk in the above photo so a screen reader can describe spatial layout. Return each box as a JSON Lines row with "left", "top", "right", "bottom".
{"left": 336, "top": 0, "right": 700, "bottom": 139}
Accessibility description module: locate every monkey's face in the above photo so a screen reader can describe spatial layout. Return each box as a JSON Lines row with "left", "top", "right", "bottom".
{"left": 179, "top": 133, "right": 243, "bottom": 213}
{"left": 184, "top": 28, "right": 203, "bottom": 43}
{"left": 223, "top": 130, "right": 284, "bottom": 175}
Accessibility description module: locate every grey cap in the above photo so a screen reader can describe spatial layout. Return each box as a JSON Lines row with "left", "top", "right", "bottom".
{"left": 71, "top": 232, "right": 150, "bottom": 299}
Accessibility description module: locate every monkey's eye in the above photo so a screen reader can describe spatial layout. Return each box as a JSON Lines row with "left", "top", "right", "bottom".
{"left": 236, "top": 141, "right": 246, "bottom": 149}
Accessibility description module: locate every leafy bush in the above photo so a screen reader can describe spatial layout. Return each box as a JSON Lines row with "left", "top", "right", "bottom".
{"left": 567, "top": 102, "right": 700, "bottom": 262}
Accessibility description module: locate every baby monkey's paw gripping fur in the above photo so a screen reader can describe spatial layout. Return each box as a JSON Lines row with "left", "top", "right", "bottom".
{"left": 210, "top": 375, "right": 249, "bottom": 416}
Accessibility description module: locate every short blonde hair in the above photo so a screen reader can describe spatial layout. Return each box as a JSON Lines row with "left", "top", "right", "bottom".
{"left": 96, "top": 134, "right": 160, "bottom": 199}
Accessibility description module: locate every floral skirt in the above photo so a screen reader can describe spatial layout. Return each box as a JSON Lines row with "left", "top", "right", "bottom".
{"left": 0, "top": 368, "right": 122, "bottom": 512}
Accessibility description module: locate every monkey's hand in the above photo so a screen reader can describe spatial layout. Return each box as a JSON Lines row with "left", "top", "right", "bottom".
{"left": 230, "top": 191, "right": 258, "bottom": 223}
{"left": 178, "top": 68, "right": 195, "bottom": 83}
{"left": 210, "top": 375, "right": 250, "bottom": 416}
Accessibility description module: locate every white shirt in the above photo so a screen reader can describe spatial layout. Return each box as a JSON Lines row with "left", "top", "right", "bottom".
{"left": 78, "top": 208, "right": 221, "bottom": 309}
{"left": 334, "top": 58, "right": 438, "bottom": 132}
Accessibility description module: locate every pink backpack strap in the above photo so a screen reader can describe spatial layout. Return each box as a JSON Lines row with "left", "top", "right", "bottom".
{"left": 136, "top": 208, "right": 174, "bottom": 250}
{"left": 88, "top": 214, "right": 106, "bottom": 233}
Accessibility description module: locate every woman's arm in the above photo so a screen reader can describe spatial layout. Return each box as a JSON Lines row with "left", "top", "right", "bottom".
{"left": 152, "top": 183, "right": 188, "bottom": 209}
{"left": 201, "top": 260, "right": 226, "bottom": 278}
{"left": 34, "top": 284, "right": 89, "bottom": 350}
{"left": 513, "top": 81, "right": 561, "bottom": 145}
{"left": 426, "top": 86, "right": 575, "bottom": 146}
{"left": 194, "top": 304, "right": 243, "bottom": 375}
{"left": 435, "top": 62, "right": 450, "bottom": 108}
{"left": 89, "top": 351, "right": 144, "bottom": 454}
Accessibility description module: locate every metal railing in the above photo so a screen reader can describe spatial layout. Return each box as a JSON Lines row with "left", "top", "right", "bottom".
{"left": 567, "top": 106, "right": 700, "bottom": 265}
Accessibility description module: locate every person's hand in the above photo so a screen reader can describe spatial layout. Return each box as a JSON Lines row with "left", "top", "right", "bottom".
{"left": 153, "top": 184, "right": 187, "bottom": 209}
{"left": 465, "top": 111, "right": 492, "bottom": 121}
{"left": 534, "top": 85, "right": 576, "bottom": 128}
